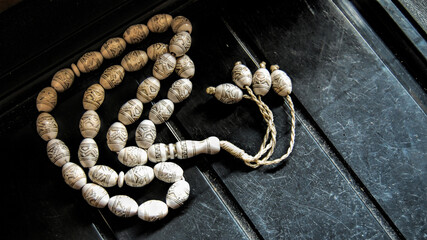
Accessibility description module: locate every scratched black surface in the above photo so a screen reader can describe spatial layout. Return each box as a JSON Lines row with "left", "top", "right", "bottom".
{"left": 1, "top": 0, "right": 426, "bottom": 239}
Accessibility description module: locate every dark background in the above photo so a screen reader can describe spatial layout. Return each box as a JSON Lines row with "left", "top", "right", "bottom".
{"left": 0, "top": 0, "right": 425, "bottom": 239}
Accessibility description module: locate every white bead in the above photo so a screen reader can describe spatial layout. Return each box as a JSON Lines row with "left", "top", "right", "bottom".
{"left": 46, "top": 139, "right": 70, "bottom": 167}
{"left": 213, "top": 83, "right": 243, "bottom": 104}
{"left": 36, "top": 112, "right": 58, "bottom": 141}
{"left": 124, "top": 166, "right": 154, "bottom": 187}
{"left": 89, "top": 165, "right": 118, "bottom": 187}
{"left": 118, "top": 171, "right": 124, "bottom": 188}
{"left": 79, "top": 110, "right": 101, "bottom": 138}
{"left": 153, "top": 53, "right": 176, "bottom": 80}
{"left": 167, "top": 78, "right": 192, "bottom": 103}
{"left": 154, "top": 162, "right": 183, "bottom": 183}
{"left": 108, "top": 195, "right": 138, "bottom": 217}
{"left": 138, "top": 200, "right": 168, "bottom": 222}
{"left": 149, "top": 99, "right": 174, "bottom": 124}
{"left": 136, "top": 77, "right": 161, "bottom": 103}
{"left": 147, "top": 143, "right": 169, "bottom": 163}
{"left": 252, "top": 63, "right": 271, "bottom": 96}
{"left": 82, "top": 183, "right": 109, "bottom": 208}
{"left": 118, "top": 98, "right": 143, "bottom": 125}
{"left": 166, "top": 180, "right": 190, "bottom": 209}
{"left": 169, "top": 32, "right": 191, "bottom": 57}
{"left": 175, "top": 136, "right": 221, "bottom": 159}
{"left": 107, "top": 122, "right": 128, "bottom": 152}
{"left": 175, "top": 55, "right": 195, "bottom": 78}
{"left": 271, "top": 66, "right": 292, "bottom": 96}
{"left": 135, "top": 120, "right": 156, "bottom": 149}
{"left": 78, "top": 138, "right": 99, "bottom": 168}
{"left": 118, "top": 146, "right": 147, "bottom": 167}
{"left": 62, "top": 162, "right": 87, "bottom": 190}
{"left": 232, "top": 61, "right": 252, "bottom": 89}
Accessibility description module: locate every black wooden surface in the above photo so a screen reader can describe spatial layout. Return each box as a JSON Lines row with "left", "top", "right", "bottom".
{"left": 1, "top": 0, "right": 426, "bottom": 239}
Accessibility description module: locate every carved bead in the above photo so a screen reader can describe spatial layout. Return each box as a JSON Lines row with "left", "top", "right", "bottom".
{"left": 147, "top": 143, "right": 169, "bottom": 163}
{"left": 83, "top": 84, "right": 105, "bottom": 110}
{"left": 62, "top": 162, "right": 87, "bottom": 190}
{"left": 107, "top": 122, "right": 128, "bottom": 152}
{"left": 207, "top": 83, "right": 243, "bottom": 104}
{"left": 118, "top": 98, "right": 143, "bottom": 125}
{"left": 175, "top": 137, "right": 221, "bottom": 159}
{"left": 149, "top": 99, "right": 174, "bottom": 124}
{"left": 51, "top": 68, "right": 75, "bottom": 92}
{"left": 89, "top": 165, "right": 118, "bottom": 187}
{"left": 100, "top": 37, "right": 126, "bottom": 59}
{"left": 108, "top": 195, "right": 138, "bottom": 217}
{"left": 79, "top": 110, "right": 101, "bottom": 138}
{"left": 169, "top": 32, "right": 191, "bottom": 57}
{"left": 118, "top": 146, "right": 148, "bottom": 167}
{"left": 123, "top": 24, "right": 149, "bottom": 44}
{"left": 175, "top": 55, "right": 195, "bottom": 78}
{"left": 232, "top": 61, "right": 252, "bottom": 89}
{"left": 167, "top": 78, "right": 192, "bottom": 103}
{"left": 76, "top": 51, "right": 103, "bottom": 73}
{"left": 82, "top": 183, "right": 109, "bottom": 208}
{"left": 154, "top": 162, "right": 184, "bottom": 183}
{"left": 252, "top": 62, "right": 271, "bottom": 96}
{"left": 153, "top": 53, "right": 176, "bottom": 80}
{"left": 136, "top": 77, "right": 161, "bottom": 103}
{"left": 99, "top": 65, "right": 125, "bottom": 90}
{"left": 138, "top": 200, "right": 168, "bottom": 222}
{"left": 136, "top": 120, "right": 156, "bottom": 149}
{"left": 36, "top": 86, "right": 57, "bottom": 112}
{"left": 166, "top": 180, "right": 190, "bottom": 209}
{"left": 147, "top": 43, "right": 169, "bottom": 61}
{"left": 147, "top": 14, "right": 172, "bottom": 33}
{"left": 78, "top": 138, "right": 99, "bottom": 168}
{"left": 271, "top": 65, "right": 292, "bottom": 96}
{"left": 36, "top": 112, "right": 58, "bottom": 141}
{"left": 121, "top": 50, "right": 148, "bottom": 72}
{"left": 125, "top": 166, "right": 154, "bottom": 187}
{"left": 171, "top": 16, "right": 192, "bottom": 33}
{"left": 46, "top": 139, "right": 70, "bottom": 167}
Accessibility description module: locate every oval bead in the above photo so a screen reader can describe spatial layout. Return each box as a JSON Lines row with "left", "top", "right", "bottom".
{"left": 77, "top": 51, "right": 103, "bottom": 73}
{"left": 271, "top": 65, "right": 292, "bottom": 96}
{"left": 153, "top": 53, "right": 176, "bottom": 80}
{"left": 99, "top": 65, "right": 125, "bottom": 90}
{"left": 175, "top": 55, "right": 195, "bottom": 78}
{"left": 83, "top": 84, "right": 105, "bottom": 110}
{"left": 154, "top": 162, "right": 184, "bottom": 183}
{"left": 118, "top": 146, "right": 148, "bottom": 167}
{"left": 171, "top": 16, "right": 192, "bottom": 33}
{"left": 79, "top": 110, "right": 101, "bottom": 138}
{"left": 124, "top": 166, "right": 154, "bottom": 187}
{"left": 169, "top": 31, "right": 191, "bottom": 57}
{"left": 89, "top": 165, "right": 118, "bottom": 187}
{"left": 136, "top": 119, "right": 156, "bottom": 149}
{"left": 51, "top": 68, "right": 75, "bottom": 92}
{"left": 118, "top": 98, "right": 143, "bottom": 125}
{"left": 108, "top": 195, "right": 138, "bottom": 217}
{"left": 82, "top": 183, "right": 109, "bottom": 208}
{"left": 210, "top": 83, "right": 243, "bottom": 104}
{"left": 147, "top": 43, "right": 169, "bottom": 61}
{"left": 78, "top": 138, "right": 99, "bottom": 168}
{"left": 46, "top": 139, "right": 70, "bottom": 167}
{"left": 62, "top": 162, "right": 87, "bottom": 190}
{"left": 149, "top": 99, "right": 174, "bottom": 124}
{"left": 252, "top": 63, "right": 271, "bottom": 96}
{"left": 232, "top": 61, "right": 252, "bottom": 89}
{"left": 121, "top": 50, "right": 148, "bottom": 72}
{"left": 36, "top": 112, "right": 58, "bottom": 141}
{"left": 147, "top": 14, "right": 172, "bottom": 33}
{"left": 100, "top": 37, "right": 126, "bottom": 59}
{"left": 166, "top": 180, "right": 190, "bottom": 209}
{"left": 167, "top": 78, "right": 192, "bottom": 103}
{"left": 147, "top": 143, "right": 169, "bottom": 163}
{"left": 107, "top": 122, "right": 128, "bottom": 152}
{"left": 123, "top": 24, "right": 149, "bottom": 44}
{"left": 136, "top": 77, "right": 161, "bottom": 103}
{"left": 138, "top": 200, "right": 168, "bottom": 222}
{"left": 36, "top": 86, "right": 57, "bottom": 112}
